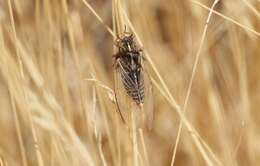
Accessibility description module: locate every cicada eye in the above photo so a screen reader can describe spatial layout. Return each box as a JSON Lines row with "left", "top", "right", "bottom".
{"left": 129, "top": 33, "right": 134, "bottom": 40}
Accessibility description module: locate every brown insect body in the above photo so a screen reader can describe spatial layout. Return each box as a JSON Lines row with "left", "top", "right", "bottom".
{"left": 113, "top": 32, "right": 153, "bottom": 129}
{"left": 114, "top": 34, "right": 144, "bottom": 105}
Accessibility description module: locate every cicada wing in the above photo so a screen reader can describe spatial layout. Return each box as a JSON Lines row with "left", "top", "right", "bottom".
{"left": 141, "top": 63, "right": 154, "bottom": 129}
{"left": 114, "top": 58, "right": 154, "bottom": 129}
{"left": 114, "top": 61, "right": 134, "bottom": 125}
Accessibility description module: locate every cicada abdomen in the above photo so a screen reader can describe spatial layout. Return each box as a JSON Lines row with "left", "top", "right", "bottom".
{"left": 113, "top": 32, "right": 153, "bottom": 129}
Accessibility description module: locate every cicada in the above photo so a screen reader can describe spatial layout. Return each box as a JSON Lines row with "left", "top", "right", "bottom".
{"left": 113, "top": 32, "right": 153, "bottom": 129}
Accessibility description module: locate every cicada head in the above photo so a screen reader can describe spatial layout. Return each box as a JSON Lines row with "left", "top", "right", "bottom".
{"left": 115, "top": 32, "right": 138, "bottom": 53}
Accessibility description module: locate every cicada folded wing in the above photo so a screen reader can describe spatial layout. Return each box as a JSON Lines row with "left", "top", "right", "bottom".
{"left": 142, "top": 61, "right": 153, "bottom": 129}
{"left": 114, "top": 58, "right": 153, "bottom": 129}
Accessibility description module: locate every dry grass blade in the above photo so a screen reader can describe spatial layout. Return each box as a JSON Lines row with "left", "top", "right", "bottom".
{"left": 0, "top": 27, "right": 28, "bottom": 166}
{"left": 98, "top": 134, "right": 108, "bottom": 166}
{"left": 6, "top": 1, "right": 45, "bottom": 166}
{"left": 171, "top": 1, "right": 221, "bottom": 165}
{"left": 0, "top": 155, "right": 7, "bottom": 166}
{"left": 0, "top": 0, "right": 259, "bottom": 166}
{"left": 81, "top": 0, "right": 115, "bottom": 37}
{"left": 138, "top": 129, "right": 150, "bottom": 166}
{"left": 7, "top": 0, "right": 24, "bottom": 78}
{"left": 241, "top": 0, "right": 260, "bottom": 18}
{"left": 112, "top": 0, "right": 125, "bottom": 36}
{"left": 191, "top": 0, "right": 260, "bottom": 36}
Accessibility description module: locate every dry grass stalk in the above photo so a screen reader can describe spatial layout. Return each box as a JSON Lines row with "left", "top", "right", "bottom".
{"left": 0, "top": 0, "right": 259, "bottom": 166}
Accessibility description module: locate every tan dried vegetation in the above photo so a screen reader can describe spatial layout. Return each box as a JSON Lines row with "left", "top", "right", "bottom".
{"left": 0, "top": 0, "right": 259, "bottom": 166}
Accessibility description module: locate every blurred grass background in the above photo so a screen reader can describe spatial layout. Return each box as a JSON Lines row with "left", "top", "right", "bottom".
{"left": 0, "top": 0, "right": 260, "bottom": 165}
